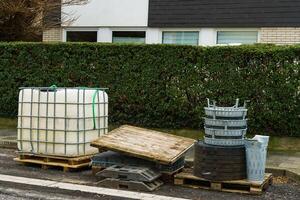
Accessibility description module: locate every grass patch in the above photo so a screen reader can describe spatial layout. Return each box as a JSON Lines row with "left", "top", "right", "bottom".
{"left": 0, "top": 117, "right": 17, "bottom": 129}
{"left": 0, "top": 118, "right": 299, "bottom": 152}
{"left": 156, "top": 128, "right": 203, "bottom": 140}
{"left": 268, "top": 136, "right": 300, "bottom": 152}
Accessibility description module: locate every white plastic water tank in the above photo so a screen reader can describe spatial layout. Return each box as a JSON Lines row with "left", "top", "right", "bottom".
{"left": 17, "top": 87, "right": 108, "bottom": 157}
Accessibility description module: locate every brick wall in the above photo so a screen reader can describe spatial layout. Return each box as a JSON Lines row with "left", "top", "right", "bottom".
{"left": 42, "top": 28, "right": 62, "bottom": 42}
{"left": 260, "top": 27, "right": 300, "bottom": 44}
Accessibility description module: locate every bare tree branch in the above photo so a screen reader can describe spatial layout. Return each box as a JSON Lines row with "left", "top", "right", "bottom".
{"left": 0, "top": 0, "right": 89, "bottom": 41}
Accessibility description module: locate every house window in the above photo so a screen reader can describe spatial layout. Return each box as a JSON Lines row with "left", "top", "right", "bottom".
{"left": 112, "top": 31, "right": 146, "bottom": 44}
{"left": 66, "top": 31, "right": 98, "bottom": 42}
{"left": 162, "top": 31, "right": 199, "bottom": 45}
{"left": 217, "top": 31, "right": 258, "bottom": 44}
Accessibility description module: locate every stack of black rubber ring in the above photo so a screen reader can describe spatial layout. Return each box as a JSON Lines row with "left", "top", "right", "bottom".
{"left": 193, "top": 99, "right": 247, "bottom": 181}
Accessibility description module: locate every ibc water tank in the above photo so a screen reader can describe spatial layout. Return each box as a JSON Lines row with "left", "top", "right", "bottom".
{"left": 17, "top": 87, "right": 108, "bottom": 157}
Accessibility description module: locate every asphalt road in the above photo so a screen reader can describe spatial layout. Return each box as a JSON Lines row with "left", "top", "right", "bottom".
{"left": 0, "top": 185, "right": 129, "bottom": 200}
{"left": 0, "top": 148, "right": 299, "bottom": 200}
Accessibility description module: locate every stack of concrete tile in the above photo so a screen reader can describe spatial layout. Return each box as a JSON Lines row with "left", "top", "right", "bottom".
{"left": 90, "top": 125, "right": 195, "bottom": 191}
{"left": 92, "top": 151, "right": 185, "bottom": 174}
{"left": 96, "top": 164, "right": 163, "bottom": 191}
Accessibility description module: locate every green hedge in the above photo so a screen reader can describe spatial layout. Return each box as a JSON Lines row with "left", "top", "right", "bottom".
{"left": 0, "top": 43, "right": 299, "bottom": 136}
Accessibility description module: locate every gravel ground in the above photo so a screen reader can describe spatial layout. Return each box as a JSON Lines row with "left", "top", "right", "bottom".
{"left": 0, "top": 194, "right": 28, "bottom": 200}
{"left": 0, "top": 148, "right": 299, "bottom": 200}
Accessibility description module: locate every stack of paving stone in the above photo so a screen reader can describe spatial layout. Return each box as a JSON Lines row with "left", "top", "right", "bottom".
{"left": 90, "top": 125, "right": 195, "bottom": 191}
{"left": 96, "top": 165, "right": 164, "bottom": 192}
{"left": 193, "top": 99, "right": 248, "bottom": 181}
{"left": 92, "top": 151, "right": 185, "bottom": 191}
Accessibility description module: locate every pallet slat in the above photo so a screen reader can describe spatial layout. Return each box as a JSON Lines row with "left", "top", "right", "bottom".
{"left": 174, "top": 169, "right": 273, "bottom": 195}
{"left": 14, "top": 153, "right": 92, "bottom": 172}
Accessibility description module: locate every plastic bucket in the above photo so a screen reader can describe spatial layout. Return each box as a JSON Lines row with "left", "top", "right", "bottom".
{"left": 245, "top": 137, "right": 269, "bottom": 182}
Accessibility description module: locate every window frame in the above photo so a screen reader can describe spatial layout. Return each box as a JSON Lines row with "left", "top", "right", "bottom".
{"left": 161, "top": 30, "right": 200, "bottom": 46}
{"left": 215, "top": 28, "right": 260, "bottom": 45}
{"left": 63, "top": 28, "right": 99, "bottom": 42}
{"left": 112, "top": 31, "right": 146, "bottom": 44}
{"left": 159, "top": 28, "right": 201, "bottom": 46}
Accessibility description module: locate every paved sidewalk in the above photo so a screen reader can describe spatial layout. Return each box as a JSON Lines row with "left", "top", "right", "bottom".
{"left": 267, "top": 151, "right": 300, "bottom": 181}
{"left": 267, "top": 151, "right": 300, "bottom": 169}
{"left": 0, "top": 129, "right": 16, "bottom": 137}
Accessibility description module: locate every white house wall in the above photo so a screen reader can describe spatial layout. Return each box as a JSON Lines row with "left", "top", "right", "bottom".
{"left": 62, "top": 0, "right": 149, "bottom": 27}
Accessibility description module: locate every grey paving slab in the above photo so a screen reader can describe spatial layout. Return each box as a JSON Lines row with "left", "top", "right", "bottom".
{"left": 279, "top": 163, "right": 300, "bottom": 169}
{"left": 0, "top": 129, "right": 16, "bottom": 137}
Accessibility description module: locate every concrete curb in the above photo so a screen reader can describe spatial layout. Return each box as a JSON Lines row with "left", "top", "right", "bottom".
{"left": 0, "top": 174, "right": 189, "bottom": 200}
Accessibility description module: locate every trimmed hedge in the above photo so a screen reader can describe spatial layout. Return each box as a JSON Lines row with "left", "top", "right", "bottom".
{"left": 0, "top": 43, "right": 299, "bottom": 136}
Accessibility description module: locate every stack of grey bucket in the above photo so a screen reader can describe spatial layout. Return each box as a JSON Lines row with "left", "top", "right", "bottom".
{"left": 193, "top": 99, "right": 248, "bottom": 181}
{"left": 204, "top": 98, "right": 248, "bottom": 146}
{"left": 93, "top": 151, "right": 185, "bottom": 191}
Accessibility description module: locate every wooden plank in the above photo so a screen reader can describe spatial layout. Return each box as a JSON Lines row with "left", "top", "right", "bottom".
{"left": 211, "top": 183, "right": 221, "bottom": 190}
{"left": 14, "top": 157, "right": 90, "bottom": 169}
{"left": 18, "top": 154, "right": 92, "bottom": 166}
{"left": 249, "top": 187, "right": 262, "bottom": 195}
{"left": 91, "top": 125, "right": 195, "bottom": 164}
{"left": 17, "top": 152, "right": 94, "bottom": 160}
{"left": 174, "top": 178, "right": 184, "bottom": 185}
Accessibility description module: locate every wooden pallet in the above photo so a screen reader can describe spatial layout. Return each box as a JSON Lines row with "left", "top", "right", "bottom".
{"left": 14, "top": 153, "right": 93, "bottom": 172}
{"left": 91, "top": 125, "right": 195, "bottom": 165}
{"left": 160, "top": 167, "right": 183, "bottom": 184}
{"left": 174, "top": 169, "right": 273, "bottom": 195}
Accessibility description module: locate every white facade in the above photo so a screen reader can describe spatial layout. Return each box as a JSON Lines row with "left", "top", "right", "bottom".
{"left": 62, "top": 0, "right": 149, "bottom": 27}
{"left": 61, "top": 0, "right": 260, "bottom": 46}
